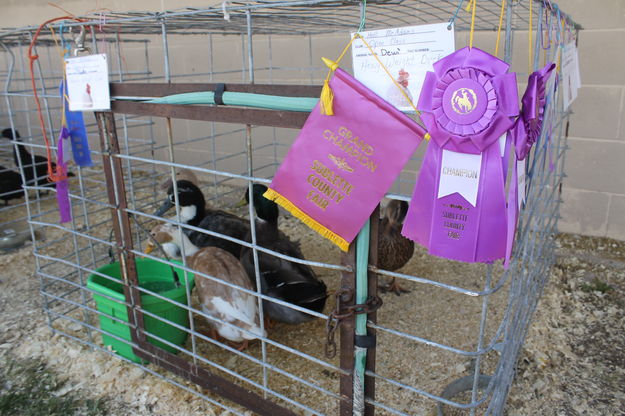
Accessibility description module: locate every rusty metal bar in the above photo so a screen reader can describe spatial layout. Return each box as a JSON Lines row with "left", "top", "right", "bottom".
{"left": 364, "top": 207, "right": 380, "bottom": 416}
{"left": 339, "top": 243, "right": 357, "bottom": 416}
{"left": 96, "top": 110, "right": 298, "bottom": 416}
{"left": 110, "top": 82, "right": 321, "bottom": 98}
{"left": 111, "top": 100, "right": 310, "bottom": 129}
{"left": 95, "top": 111, "right": 146, "bottom": 350}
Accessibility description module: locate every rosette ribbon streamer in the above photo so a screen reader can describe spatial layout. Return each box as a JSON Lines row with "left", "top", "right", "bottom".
{"left": 402, "top": 47, "right": 519, "bottom": 263}
{"left": 264, "top": 63, "right": 426, "bottom": 251}
{"left": 504, "top": 62, "right": 556, "bottom": 265}
{"left": 513, "top": 62, "right": 556, "bottom": 161}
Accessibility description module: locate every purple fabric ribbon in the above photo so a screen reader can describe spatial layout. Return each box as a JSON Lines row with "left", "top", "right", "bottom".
{"left": 56, "top": 127, "right": 72, "bottom": 223}
{"left": 504, "top": 63, "right": 555, "bottom": 265}
{"left": 514, "top": 62, "right": 556, "bottom": 160}
{"left": 268, "top": 68, "right": 426, "bottom": 250}
{"left": 418, "top": 47, "right": 519, "bottom": 155}
{"left": 402, "top": 47, "right": 519, "bottom": 263}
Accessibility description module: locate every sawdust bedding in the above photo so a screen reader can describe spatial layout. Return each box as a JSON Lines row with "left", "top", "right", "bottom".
{"left": 0, "top": 185, "right": 623, "bottom": 415}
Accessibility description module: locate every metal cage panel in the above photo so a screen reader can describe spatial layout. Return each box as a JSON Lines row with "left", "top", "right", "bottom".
{"left": 0, "top": 1, "right": 579, "bottom": 414}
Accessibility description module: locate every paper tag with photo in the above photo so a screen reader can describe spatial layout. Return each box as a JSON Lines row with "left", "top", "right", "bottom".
{"left": 65, "top": 54, "right": 110, "bottom": 111}
{"left": 351, "top": 23, "right": 455, "bottom": 112}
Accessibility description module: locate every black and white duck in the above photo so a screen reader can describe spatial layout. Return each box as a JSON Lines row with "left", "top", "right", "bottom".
{"left": 0, "top": 165, "right": 24, "bottom": 205}
{"left": 377, "top": 199, "right": 414, "bottom": 296}
{"left": 1, "top": 128, "right": 74, "bottom": 187}
{"left": 146, "top": 223, "right": 265, "bottom": 350}
{"left": 154, "top": 179, "right": 249, "bottom": 258}
{"left": 238, "top": 184, "right": 328, "bottom": 325}
{"left": 159, "top": 168, "right": 200, "bottom": 191}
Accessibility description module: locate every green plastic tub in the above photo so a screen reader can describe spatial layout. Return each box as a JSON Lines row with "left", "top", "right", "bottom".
{"left": 87, "top": 258, "right": 195, "bottom": 363}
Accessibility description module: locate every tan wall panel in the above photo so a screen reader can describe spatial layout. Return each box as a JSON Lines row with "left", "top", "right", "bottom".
{"left": 1, "top": 1, "right": 624, "bottom": 240}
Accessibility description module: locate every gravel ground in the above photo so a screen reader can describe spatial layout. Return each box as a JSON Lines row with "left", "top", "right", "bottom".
{"left": 0, "top": 198, "right": 623, "bottom": 415}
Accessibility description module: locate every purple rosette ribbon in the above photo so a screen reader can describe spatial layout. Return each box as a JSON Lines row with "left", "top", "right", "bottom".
{"left": 514, "top": 62, "right": 556, "bottom": 160}
{"left": 418, "top": 46, "right": 519, "bottom": 154}
{"left": 403, "top": 47, "right": 519, "bottom": 264}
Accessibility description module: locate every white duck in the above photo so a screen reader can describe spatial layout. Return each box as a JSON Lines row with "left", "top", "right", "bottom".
{"left": 146, "top": 223, "right": 266, "bottom": 350}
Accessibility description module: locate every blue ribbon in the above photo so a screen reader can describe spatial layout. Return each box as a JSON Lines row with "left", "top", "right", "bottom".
{"left": 60, "top": 80, "right": 93, "bottom": 167}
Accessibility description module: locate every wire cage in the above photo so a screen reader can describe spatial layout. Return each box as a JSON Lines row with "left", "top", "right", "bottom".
{"left": 0, "top": 1, "right": 580, "bottom": 414}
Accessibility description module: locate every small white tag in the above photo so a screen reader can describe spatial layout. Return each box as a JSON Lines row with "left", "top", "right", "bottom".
{"left": 351, "top": 22, "right": 456, "bottom": 112}
{"left": 498, "top": 133, "right": 507, "bottom": 157}
{"left": 438, "top": 149, "right": 482, "bottom": 207}
{"left": 573, "top": 46, "right": 582, "bottom": 90}
{"left": 561, "top": 43, "right": 580, "bottom": 110}
{"left": 517, "top": 159, "right": 526, "bottom": 210}
{"left": 65, "top": 54, "right": 110, "bottom": 111}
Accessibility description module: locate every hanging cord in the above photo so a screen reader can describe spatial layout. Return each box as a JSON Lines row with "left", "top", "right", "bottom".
{"left": 318, "top": 3, "right": 366, "bottom": 118}
{"left": 357, "top": 0, "right": 367, "bottom": 33}
{"left": 28, "top": 16, "right": 86, "bottom": 183}
{"left": 467, "top": 0, "right": 477, "bottom": 48}
{"left": 528, "top": 0, "right": 533, "bottom": 73}
{"left": 448, "top": 0, "right": 465, "bottom": 30}
{"left": 320, "top": 34, "right": 429, "bottom": 136}
{"left": 49, "top": 26, "right": 71, "bottom": 127}
{"left": 541, "top": 0, "right": 552, "bottom": 50}
{"left": 541, "top": 1, "right": 552, "bottom": 64}
{"left": 320, "top": 33, "right": 430, "bottom": 139}
{"left": 494, "top": 0, "right": 506, "bottom": 57}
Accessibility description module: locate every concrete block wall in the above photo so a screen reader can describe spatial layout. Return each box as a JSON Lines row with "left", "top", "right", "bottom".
{"left": 556, "top": 0, "right": 625, "bottom": 240}
{"left": 0, "top": 0, "right": 623, "bottom": 240}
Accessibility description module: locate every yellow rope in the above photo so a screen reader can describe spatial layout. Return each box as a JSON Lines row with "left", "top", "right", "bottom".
{"left": 319, "top": 35, "right": 358, "bottom": 116}
{"left": 319, "top": 33, "right": 431, "bottom": 140}
{"left": 469, "top": 0, "right": 477, "bottom": 48}
{"left": 495, "top": 0, "right": 506, "bottom": 57}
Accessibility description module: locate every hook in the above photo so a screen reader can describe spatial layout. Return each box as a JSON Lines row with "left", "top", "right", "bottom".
{"left": 71, "top": 25, "right": 91, "bottom": 56}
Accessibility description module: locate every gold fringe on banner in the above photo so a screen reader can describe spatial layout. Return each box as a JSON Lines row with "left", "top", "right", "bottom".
{"left": 263, "top": 188, "right": 350, "bottom": 252}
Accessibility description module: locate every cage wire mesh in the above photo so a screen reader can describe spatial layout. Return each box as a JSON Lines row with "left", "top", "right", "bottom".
{"left": 0, "top": 0, "right": 579, "bottom": 414}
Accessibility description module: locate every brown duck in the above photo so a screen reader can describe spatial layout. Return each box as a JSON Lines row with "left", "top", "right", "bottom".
{"left": 146, "top": 223, "right": 266, "bottom": 350}
{"left": 378, "top": 199, "right": 414, "bottom": 295}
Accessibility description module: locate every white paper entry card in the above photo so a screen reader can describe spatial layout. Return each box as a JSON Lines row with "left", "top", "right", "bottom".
{"left": 65, "top": 54, "right": 111, "bottom": 112}
{"left": 351, "top": 23, "right": 455, "bottom": 112}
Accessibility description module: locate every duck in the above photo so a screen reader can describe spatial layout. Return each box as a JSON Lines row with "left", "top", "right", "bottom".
{"left": 238, "top": 184, "right": 328, "bottom": 325}
{"left": 0, "top": 165, "right": 24, "bottom": 205}
{"left": 1, "top": 128, "right": 74, "bottom": 188}
{"left": 145, "top": 222, "right": 266, "bottom": 350}
{"left": 154, "top": 179, "right": 249, "bottom": 258}
{"left": 159, "top": 168, "right": 200, "bottom": 191}
{"left": 377, "top": 199, "right": 414, "bottom": 296}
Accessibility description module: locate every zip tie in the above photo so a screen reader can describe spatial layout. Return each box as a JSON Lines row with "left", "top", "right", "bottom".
{"left": 222, "top": 1, "right": 231, "bottom": 21}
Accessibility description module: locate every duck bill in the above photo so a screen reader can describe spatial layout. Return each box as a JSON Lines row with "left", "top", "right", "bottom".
{"left": 144, "top": 242, "right": 155, "bottom": 254}
{"left": 154, "top": 199, "right": 173, "bottom": 217}
{"left": 234, "top": 196, "right": 248, "bottom": 208}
